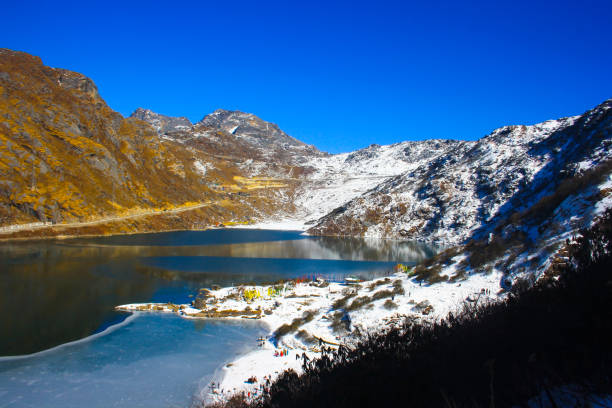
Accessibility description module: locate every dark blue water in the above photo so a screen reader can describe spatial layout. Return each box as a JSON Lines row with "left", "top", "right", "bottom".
{"left": 144, "top": 256, "right": 396, "bottom": 282}
{"left": 0, "top": 229, "right": 438, "bottom": 407}
{"left": 70, "top": 229, "right": 306, "bottom": 247}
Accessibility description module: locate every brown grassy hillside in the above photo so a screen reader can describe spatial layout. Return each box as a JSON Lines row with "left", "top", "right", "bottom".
{"left": 0, "top": 48, "right": 220, "bottom": 227}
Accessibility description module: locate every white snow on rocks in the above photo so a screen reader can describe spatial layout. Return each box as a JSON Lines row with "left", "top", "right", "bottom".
{"left": 193, "top": 160, "right": 210, "bottom": 176}
{"left": 291, "top": 140, "right": 463, "bottom": 223}
{"left": 306, "top": 101, "right": 611, "bottom": 245}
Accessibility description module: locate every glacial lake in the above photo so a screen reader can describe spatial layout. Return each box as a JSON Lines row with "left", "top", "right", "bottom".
{"left": 0, "top": 229, "right": 438, "bottom": 407}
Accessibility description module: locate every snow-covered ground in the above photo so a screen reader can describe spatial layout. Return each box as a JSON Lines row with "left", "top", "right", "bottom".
{"left": 287, "top": 140, "right": 463, "bottom": 223}
{"left": 116, "top": 266, "right": 504, "bottom": 405}
{"left": 228, "top": 219, "right": 309, "bottom": 231}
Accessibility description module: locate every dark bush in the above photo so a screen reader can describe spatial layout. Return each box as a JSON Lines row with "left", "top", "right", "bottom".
{"left": 391, "top": 279, "right": 404, "bottom": 295}
{"left": 330, "top": 311, "right": 351, "bottom": 334}
{"left": 295, "top": 330, "right": 317, "bottom": 345}
{"left": 382, "top": 299, "right": 397, "bottom": 310}
{"left": 411, "top": 263, "right": 444, "bottom": 283}
{"left": 345, "top": 295, "right": 371, "bottom": 312}
{"left": 273, "top": 310, "right": 316, "bottom": 339}
{"left": 206, "top": 392, "right": 249, "bottom": 408}
{"left": 371, "top": 289, "right": 393, "bottom": 302}
{"left": 331, "top": 290, "right": 357, "bottom": 310}
{"left": 367, "top": 278, "right": 391, "bottom": 291}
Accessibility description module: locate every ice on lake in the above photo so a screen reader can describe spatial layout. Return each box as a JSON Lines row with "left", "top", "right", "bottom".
{"left": 0, "top": 313, "right": 267, "bottom": 408}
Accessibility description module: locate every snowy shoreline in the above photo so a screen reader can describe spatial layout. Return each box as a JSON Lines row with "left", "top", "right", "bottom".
{"left": 116, "top": 265, "right": 505, "bottom": 406}
{"left": 226, "top": 218, "right": 309, "bottom": 232}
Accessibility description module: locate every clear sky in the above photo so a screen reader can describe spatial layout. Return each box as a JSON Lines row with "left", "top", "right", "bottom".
{"left": 3, "top": 0, "right": 611, "bottom": 153}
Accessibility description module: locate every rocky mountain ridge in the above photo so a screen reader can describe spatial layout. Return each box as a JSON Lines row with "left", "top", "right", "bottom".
{"left": 131, "top": 107, "right": 324, "bottom": 165}
{"left": 0, "top": 48, "right": 210, "bottom": 226}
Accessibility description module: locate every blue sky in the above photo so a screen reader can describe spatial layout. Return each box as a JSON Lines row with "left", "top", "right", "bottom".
{"left": 3, "top": 0, "right": 611, "bottom": 153}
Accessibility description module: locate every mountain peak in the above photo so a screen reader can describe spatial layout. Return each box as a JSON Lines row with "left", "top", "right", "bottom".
{"left": 198, "top": 109, "right": 313, "bottom": 147}
{"left": 132, "top": 107, "right": 153, "bottom": 115}
{"left": 129, "top": 108, "right": 192, "bottom": 134}
{"left": 198, "top": 109, "right": 259, "bottom": 127}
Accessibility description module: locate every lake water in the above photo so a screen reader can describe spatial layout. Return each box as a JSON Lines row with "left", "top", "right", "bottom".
{"left": 0, "top": 229, "right": 438, "bottom": 407}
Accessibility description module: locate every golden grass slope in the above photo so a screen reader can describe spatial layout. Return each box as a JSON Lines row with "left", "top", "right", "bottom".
{"left": 0, "top": 49, "right": 213, "bottom": 227}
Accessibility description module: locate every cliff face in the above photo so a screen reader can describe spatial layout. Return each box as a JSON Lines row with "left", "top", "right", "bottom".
{"left": 0, "top": 49, "right": 212, "bottom": 226}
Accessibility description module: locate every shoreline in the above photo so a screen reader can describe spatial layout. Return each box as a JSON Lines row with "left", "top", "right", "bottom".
{"left": 0, "top": 217, "right": 308, "bottom": 244}
{"left": 223, "top": 218, "right": 308, "bottom": 232}
{"left": 0, "top": 226, "right": 214, "bottom": 243}
{"left": 116, "top": 267, "right": 505, "bottom": 406}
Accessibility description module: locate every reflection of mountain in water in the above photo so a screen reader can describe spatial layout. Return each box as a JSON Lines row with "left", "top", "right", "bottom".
{"left": 191, "top": 236, "right": 439, "bottom": 262}
{"left": 69, "top": 229, "right": 308, "bottom": 247}
{"left": 2, "top": 231, "right": 439, "bottom": 264}
{"left": 308, "top": 236, "right": 441, "bottom": 262}
{"left": 131, "top": 236, "right": 440, "bottom": 287}
{"left": 107, "top": 236, "right": 440, "bottom": 262}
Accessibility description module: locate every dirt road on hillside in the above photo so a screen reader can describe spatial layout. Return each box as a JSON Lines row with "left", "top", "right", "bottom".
{"left": 0, "top": 202, "right": 210, "bottom": 235}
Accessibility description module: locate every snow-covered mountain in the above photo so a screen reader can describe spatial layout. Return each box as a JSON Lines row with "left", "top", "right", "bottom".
{"left": 306, "top": 100, "right": 612, "bottom": 247}
{"left": 292, "top": 140, "right": 464, "bottom": 223}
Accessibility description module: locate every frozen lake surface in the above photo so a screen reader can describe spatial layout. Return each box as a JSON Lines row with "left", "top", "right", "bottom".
{"left": 0, "top": 314, "right": 266, "bottom": 408}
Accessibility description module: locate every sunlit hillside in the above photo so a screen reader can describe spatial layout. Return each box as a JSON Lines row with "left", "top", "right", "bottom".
{"left": 0, "top": 49, "right": 298, "bottom": 238}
